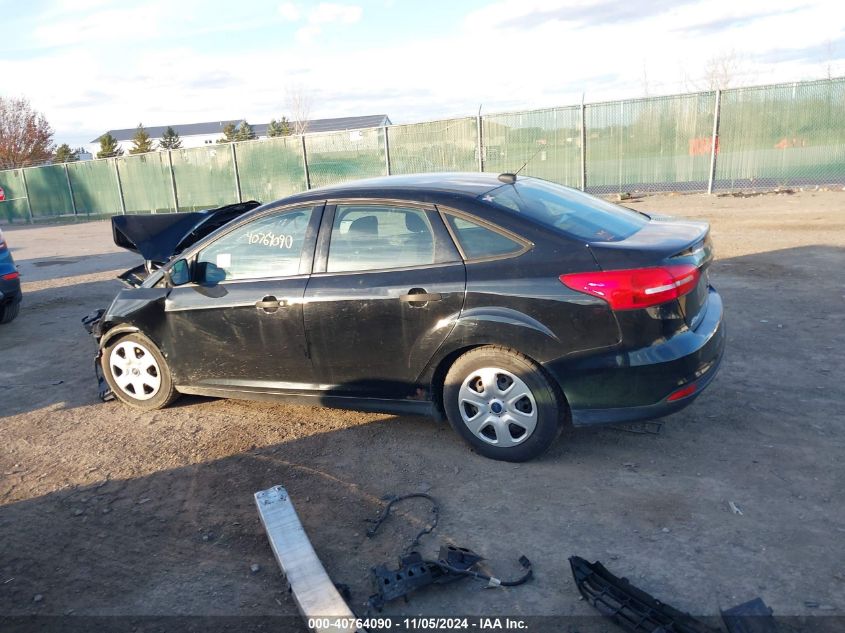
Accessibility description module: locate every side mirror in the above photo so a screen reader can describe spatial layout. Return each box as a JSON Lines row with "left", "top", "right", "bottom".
{"left": 195, "top": 261, "right": 226, "bottom": 285}
{"left": 167, "top": 259, "right": 191, "bottom": 286}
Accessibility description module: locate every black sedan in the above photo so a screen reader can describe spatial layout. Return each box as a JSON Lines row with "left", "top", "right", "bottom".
{"left": 87, "top": 173, "right": 725, "bottom": 462}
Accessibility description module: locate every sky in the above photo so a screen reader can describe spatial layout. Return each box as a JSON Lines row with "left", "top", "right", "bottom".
{"left": 1, "top": 0, "right": 844, "bottom": 148}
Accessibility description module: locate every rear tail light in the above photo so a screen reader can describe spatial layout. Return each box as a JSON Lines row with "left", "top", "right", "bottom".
{"left": 560, "top": 264, "right": 700, "bottom": 311}
{"left": 1, "top": 271, "right": 19, "bottom": 281}
{"left": 667, "top": 383, "right": 697, "bottom": 401}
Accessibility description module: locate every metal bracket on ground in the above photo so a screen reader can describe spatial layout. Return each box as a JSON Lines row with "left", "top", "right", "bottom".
{"left": 255, "top": 485, "right": 359, "bottom": 633}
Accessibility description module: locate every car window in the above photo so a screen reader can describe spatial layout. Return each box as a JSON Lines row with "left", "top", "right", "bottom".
{"left": 445, "top": 215, "right": 524, "bottom": 260}
{"left": 327, "top": 205, "right": 435, "bottom": 273}
{"left": 480, "top": 177, "right": 648, "bottom": 242}
{"left": 196, "top": 207, "right": 313, "bottom": 282}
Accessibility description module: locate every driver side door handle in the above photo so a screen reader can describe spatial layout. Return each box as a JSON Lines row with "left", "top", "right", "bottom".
{"left": 400, "top": 289, "right": 444, "bottom": 305}
{"left": 255, "top": 296, "right": 287, "bottom": 313}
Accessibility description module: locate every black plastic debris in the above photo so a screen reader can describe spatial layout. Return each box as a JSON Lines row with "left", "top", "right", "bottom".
{"left": 569, "top": 556, "right": 719, "bottom": 633}
{"left": 720, "top": 597, "right": 776, "bottom": 633}
{"left": 366, "top": 494, "right": 532, "bottom": 612}
{"left": 570, "top": 557, "right": 778, "bottom": 633}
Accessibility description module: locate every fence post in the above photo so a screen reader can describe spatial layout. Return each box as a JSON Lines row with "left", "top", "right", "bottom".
{"left": 20, "top": 168, "right": 34, "bottom": 224}
{"left": 167, "top": 150, "right": 179, "bottom": 211}
{"left": 64, "top": 163, "right": 77, "bottom": 215}
{"left": 301, "top": 135, "right": 311, "bottom": 190}
{"left": 113, "top": 158, "right": 126, "bottom": 214}
{"left": 383, "top": 126, "right": 391, "bottom": 176}
{"left": 707, "top": 88, "right": 721, "bottom": 194}
{"left": 580, "top": 94, "right": 587, "bottom": 191}
{"left": 476, "top": 109, "right": 484, "bottom": 172}
{"left": 231, "top": 143, "right": 243, "bottom": 203}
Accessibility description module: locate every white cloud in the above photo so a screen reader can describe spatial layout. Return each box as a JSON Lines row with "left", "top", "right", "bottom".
{"left": 6, "top": 0, "right": 845, "bottom": 147}
{"left": 307, "top": 3, "right": 362, "bottom": 25}
{"left": 295, "top": 24, "right": 322, "bottom": 43}
{"left": 278, "top": 2, "right": 301, "bottom": 21}
{"left": 34, "top": 4, "right": 164, "bottom": 47}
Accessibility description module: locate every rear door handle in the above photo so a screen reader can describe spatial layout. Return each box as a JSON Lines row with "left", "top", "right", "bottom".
{"left": 255, "top": 296, "right": 286, "bottom": 312}
{"left": 400, "top": 289, "right": 444, "bottom": 304}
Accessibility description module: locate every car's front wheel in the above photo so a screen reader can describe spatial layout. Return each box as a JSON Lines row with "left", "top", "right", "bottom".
{"left": 102, "top": 333, "right": 179, "bottom": 410}
{"left": 442, "top": 346, "right": 566, "bottom": 462}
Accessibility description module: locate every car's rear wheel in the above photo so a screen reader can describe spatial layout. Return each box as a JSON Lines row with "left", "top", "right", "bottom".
{"left": 443, "top": 346, "right": 565, "bottom": 462}
{"left": 102, "top": 333, "right": 179, "bottom": 410}
{"left": 0, "top": 301, "right": 20, "bottom": 324}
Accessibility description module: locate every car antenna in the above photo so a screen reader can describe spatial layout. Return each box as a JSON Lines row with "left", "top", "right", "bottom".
{"left": 498, "top": 140, "right": 547, "bottom": 185}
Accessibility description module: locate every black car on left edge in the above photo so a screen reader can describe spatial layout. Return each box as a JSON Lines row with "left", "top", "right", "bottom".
{"left": 85, "top": 173, "right": 725, "bottom": 462}
{"left": 0, "top": 227, "right": 22, "bottom": 323}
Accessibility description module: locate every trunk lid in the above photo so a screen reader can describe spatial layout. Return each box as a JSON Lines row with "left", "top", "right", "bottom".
{"left": 588, "top": 216, "right": 713, "bottom": 329}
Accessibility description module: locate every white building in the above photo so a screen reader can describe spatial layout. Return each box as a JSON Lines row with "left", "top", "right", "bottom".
{"left": 86, "top": 115, "right": 391, "bottom": 156}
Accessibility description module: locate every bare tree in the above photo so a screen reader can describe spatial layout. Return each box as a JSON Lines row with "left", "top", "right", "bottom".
{"left": 641, "top": 61, "right": 650, "bottom": 97}
{"left": 822, "top": 39, "right": 836, "bottom": 80}
{"left": 286, "top": 85, "right": 312, "bottom": 135}
{"left": 0, "top": 96, "right": 54, "bottom": 169}
{"left": 698, "top": 50, "right": 754, "bottom": 91}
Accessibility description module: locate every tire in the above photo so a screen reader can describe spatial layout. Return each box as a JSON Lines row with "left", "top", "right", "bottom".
{"left": 442, "top": 346, "right": 566, "bottom": 462}
{"left": 101, "top": 333, "right": 179, "bottom": 410}
{"left": 0, "top": 301, "right": 20, "bottom": 324}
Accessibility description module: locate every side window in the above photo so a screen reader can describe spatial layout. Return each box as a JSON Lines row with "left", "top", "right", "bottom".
{"left": 327, "top": 205, "right": 435, "bottom": 273}
{"left": 196, "top": 207, "right": 313, "bottom": 282}
{"left": 445, "top": 215, "right": 524, "bottom": 260}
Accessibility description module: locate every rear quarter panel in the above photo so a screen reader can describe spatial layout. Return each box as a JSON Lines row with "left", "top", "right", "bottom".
{"left": 420, "top": 203, "right": 622, "bottom": 384}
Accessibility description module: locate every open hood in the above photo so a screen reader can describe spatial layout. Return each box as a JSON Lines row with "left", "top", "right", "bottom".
{"left": 111, "top": 200, "right": 261, "bottom": 264}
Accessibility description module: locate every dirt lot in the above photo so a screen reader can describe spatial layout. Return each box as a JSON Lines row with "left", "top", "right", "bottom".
{"left": 1, "top": 191, "right": 844, "bottom": 628}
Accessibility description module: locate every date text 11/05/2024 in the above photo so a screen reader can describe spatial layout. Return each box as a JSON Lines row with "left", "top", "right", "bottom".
{"left": 307, "top": 617, "right": 529, "bottom": 630}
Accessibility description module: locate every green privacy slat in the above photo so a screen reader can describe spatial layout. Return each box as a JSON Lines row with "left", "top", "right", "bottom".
{"left": 0, "top": 169, "right": 31, "bottom": 222}
{"left": 24, "top": 164, "right": 75, "bottom": 218}
{"left": 586, "top": 92, "right": 716, "bottom": 193}
{"left": 716, "top": 78, "right": 845, "bottom": 190}
{"left": 236, "top": 136, "right": 307, "bottom": 203}
{"left": 171, "top": 145, "right": 238, "bottom": 211}
{"left": 305, "top": 128, "right": 386, "bottom": 188}
{"left": 482, "top": 108, "right": 580, "bottom": 187}
{"left": 117, "top": 153, "right": 176, "bottom": 213}
{"left": 1, "top": 76, "right": 843, "bottom": 222}
{"left": 66, "top": 159, "right": 122, "bottom": 216}
{"left": 389, "top": 117, "right": 478, "bottom": 174}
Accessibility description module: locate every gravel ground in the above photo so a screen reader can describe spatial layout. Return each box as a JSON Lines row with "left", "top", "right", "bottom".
{"left": 1, "top": 191, "right": 844, "bottom": 629}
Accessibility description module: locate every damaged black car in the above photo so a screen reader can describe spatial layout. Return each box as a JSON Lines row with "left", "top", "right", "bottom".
{"left": 85, "top": 173, "right": 725, "bottom": 462}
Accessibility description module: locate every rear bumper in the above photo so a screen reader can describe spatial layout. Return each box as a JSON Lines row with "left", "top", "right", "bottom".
{"left": 545, "top": 287, "right": 725, "bottom": 427}
{"left": 0, "top": 277, "right": 22, "bottom": 306}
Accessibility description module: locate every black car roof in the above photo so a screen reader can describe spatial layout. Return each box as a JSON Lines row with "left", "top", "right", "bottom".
{"left": 281, "top": 172, "right": 507, "bottom": 204}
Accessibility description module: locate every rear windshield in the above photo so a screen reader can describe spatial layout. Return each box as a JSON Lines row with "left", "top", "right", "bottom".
{"left": 480, "top": 178, "right": 648, "bottom": 242}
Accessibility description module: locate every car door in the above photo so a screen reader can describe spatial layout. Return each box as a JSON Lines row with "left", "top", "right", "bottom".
{"left": 163, "top": 204, "right": 323, "bottom": 392}
{"left": 303, "top": 202, "right": 466, "bottom": 399}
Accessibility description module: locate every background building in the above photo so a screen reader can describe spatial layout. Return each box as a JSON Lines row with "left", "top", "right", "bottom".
{"left": 86, "top": 115, "right": 391, "bottom": 156}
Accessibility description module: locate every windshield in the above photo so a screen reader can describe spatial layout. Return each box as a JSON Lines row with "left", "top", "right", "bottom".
{"left": 480, "top": 178, "right": 648, "bottom": 242}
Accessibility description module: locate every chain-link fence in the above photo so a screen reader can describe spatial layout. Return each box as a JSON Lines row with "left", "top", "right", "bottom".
{"left": 2, "top": 76, "right": 844, "bottom": 223}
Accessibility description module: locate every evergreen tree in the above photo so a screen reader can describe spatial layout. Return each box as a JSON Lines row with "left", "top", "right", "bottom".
{"left": 53, "top": 143, "right": 79, "bottom": 163}
{"left": 217, "top": 123, "right": 239, "bottom": 143}
{"left": 129, "top": 123, "right": 155, "bottom": 154}
{"left": 236, "top": 120, "right": 256, "bottom": 141}
{"left": 267, "top": 119, "right": 284, "bottom": 137}
{"left": 96, "top": 133, "right": 123, "bottom": 158}
{"left": 280, "top": 116, "right": 292, "bottom": 136}
{"left": 159, "top": 126, "right": 182, "bottom": 150}
{"left": 267, "top": 117, "right": 293, "bottom": 137}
